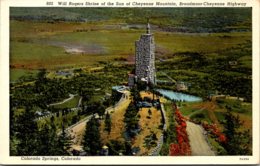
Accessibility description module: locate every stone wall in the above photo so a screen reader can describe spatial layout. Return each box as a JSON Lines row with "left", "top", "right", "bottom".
{"left": 135, "top": 33, "right": 156, "bottom": 84}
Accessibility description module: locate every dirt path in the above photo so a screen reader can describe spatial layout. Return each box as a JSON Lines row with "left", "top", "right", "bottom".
{"left": 186, "top": 121, "right": 215, "bottom": 156}
{"left": 192, "top": 101, "right": 219, "bottom": 126}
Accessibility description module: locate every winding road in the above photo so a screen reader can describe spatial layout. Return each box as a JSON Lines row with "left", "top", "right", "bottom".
{"left": 64, "top": 90, "right": 214, "bottom": 156}
{"left": 68, "top": 115, "right": 93, "bottom": 151}
{"left": 48, "top": 94, "right": 76, "bottom": 107}
{"left": 186, "top": 121, "right": 215, "bottom": 156}
{"left": 67, "top": 90, "right": 130, "bottom": 151}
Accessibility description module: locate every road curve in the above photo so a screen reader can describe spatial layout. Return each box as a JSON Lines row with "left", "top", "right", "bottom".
{"left": 68, "top": 115, "right": 92, "bottom": 151}
{"left": 186, "top": 121, "right": 215, "bottom": 156}
{"left": 68, "top": 90, "right": 130, "bottom": 151}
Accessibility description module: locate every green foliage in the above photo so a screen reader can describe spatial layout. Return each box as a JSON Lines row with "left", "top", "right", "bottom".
{"left": 111, "top": 89, "right": 123, "bottom": 105}
{"left": 10, "top": 69, "right": 39, "bottom": 82}
{"left": 157, "top": 40, "right": 252, "bottom": 101}
{"left": 56, "top": 129, "right": 73, "bottom": 155}
{"left": 84, "top": 101, "right": 106, "bottom": 116}
{"left": 207, "top": 136, "right": 227, "bottom": 155}
{"left": 222, "top": 108, "right": 252, "bottom": 155}
{"left": 107, "top": 140, "right": 132, "bottom": 156}
{"left": 11, "top": 108, "right": 39, "bottom": 155}
{"left": 37, "top": 123, "right": 72, "bottom": 155}
{"left": 10, "top": 108, "right": 72, "bottom": 156}
{"left": 130, "top": 86, "right": 142, "bottom": 106}
{"left": 190, "top": 110, "right": 212, "bottom": 124}
{"left": 10, "top": 69, "right": 119, "bottom": 112}
{"left": 53, "top": 96, "right": 81, "bottom": 109}
{"left": 214, "top": 112, "right": 226, "bottom": 123}
{"left": 216, "top": 99, "right": 251, "bottom": 115}
{"left": 160, "top": 102, "right": 177, "bottom": 155}
{"left": 124, "top": 102, "right": 140, "bottom": 138}
{"left": 136, "top": 80, "right": 147, "bottom": 91}
{"left": 144, "top": 132, "right": 158, "bottom": 149}
{"left": 10, "top": 63, "right": 133, "bottom": 155}
{"left": 72, "top": 115, "right": 80, "bottom": 124}
{"left": 82, "top": 117, "right": 102, "bottom": 155}
{"left": 10, "top": 21, "right": 251, "bottom": 73}
{"left": 212, "top": 73, "right": 252, "bottom": 102}
{"left": 104, "top": 113, "right": 112, "bottom": 133}
{"left": 181, "top": 108, "right": 199, "bottom": 116}
{"left": 10, "top": 8, "right": 251, "bottom": 33}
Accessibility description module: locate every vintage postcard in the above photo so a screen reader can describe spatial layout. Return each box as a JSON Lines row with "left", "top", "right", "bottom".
{"left": 0, "top": 0, "right": 259, "bottom": 164}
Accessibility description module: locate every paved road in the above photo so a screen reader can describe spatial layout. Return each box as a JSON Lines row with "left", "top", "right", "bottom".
{"left": 48, "top": 94, "right": 76, "bottom": 106}
{"left": 68, "top": 90, "right": 130, "bottom": 151}
{"left": 68, "top": 115, "right": 93, "bottom": 151}
{"left": 105, "top": 90, "right": 130, "bottom": 115}
{"left": 186, "top": 121, "right": 215, "bottom": 156}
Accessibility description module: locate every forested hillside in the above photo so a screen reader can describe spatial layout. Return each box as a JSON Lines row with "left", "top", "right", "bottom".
{"left": 10, "top": 8, "right": 251, "bottom": 33}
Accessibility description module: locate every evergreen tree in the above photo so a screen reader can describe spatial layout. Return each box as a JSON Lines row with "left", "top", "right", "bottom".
{"left": 48, "top": 116, "right": 72, "bottom": 156}
{"left": 15, "top": 108, "right": 39, "bottom": 155}
{"left": 10, "top": 109, "right": 18, "bottom": 155}
{"left": 54, "top": 125, "right": 72, "bottom": 155}
{"left": 124, "top": 141, "right": 132, "bottom": 155}
{"left": 104, "top": 113, "right": 111, "bottom": 133}
{"left": 37, "top": 124, "right": 53, "bottom": 155}
{"left": 17, "top": 111, "right": 73, "bottom": 156}
{"left": 222, "top": 107, "right": 252, "bottom": 155}
{"left": 130, "top": 86, "right": 142, "bottom": 106}
{"left": 148, "top": 109, "right": 152, "bottom": 116}
{"left": 82, "top": 117, "right": 101, "bottom": 155}
{"left": 124, "top": 102, "right": 140, "bottom": 138}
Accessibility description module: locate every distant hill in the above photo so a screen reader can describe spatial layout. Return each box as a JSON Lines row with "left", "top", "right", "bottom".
{"left": 10, "top": 8, "right": 251, "bottom": 33}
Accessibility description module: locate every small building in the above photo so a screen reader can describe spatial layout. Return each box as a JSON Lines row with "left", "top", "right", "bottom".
{"left": 128, "top": 73, "right": 135, "bottom": 87}
{"left": 101, "top": 145, "right": 109, "bottom": 156}
{"left": 176, "top": 81, "right": 188, "bottom": 91}
{"left": 56, "top": 70, "right": 73, "bottom": 77}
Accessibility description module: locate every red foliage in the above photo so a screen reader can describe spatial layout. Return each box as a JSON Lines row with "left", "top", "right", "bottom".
{"left": 170, "top": 103, "right": 227, "bottom": 156}
{"left": 218, "top": 134, "right": 227, "bottom": 143}
{"left": 181, "top": 122, "right": 186, "bottom": 128}
{"left": 169, "top": 144, "right": 180, "bottom": 156}
{"left": 202, "top": 123, "right": 227, "bottom": 144}
{"left": 178, "top": 136, "right": 184, "bottom": 144}
{"left": 169, "top": 103, "right": 191, "bottom": 156}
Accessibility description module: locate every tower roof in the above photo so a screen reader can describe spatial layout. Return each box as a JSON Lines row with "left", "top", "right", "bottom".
{"left": 146, "top": 22, "right": 150, "bottom": 34}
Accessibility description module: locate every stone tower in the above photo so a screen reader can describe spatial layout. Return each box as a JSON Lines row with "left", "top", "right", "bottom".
{"left": 135, "top": 22, "right": 156, "bottom": 85}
